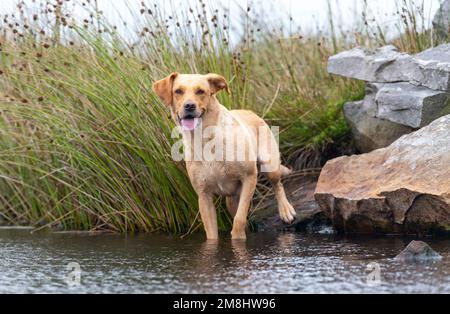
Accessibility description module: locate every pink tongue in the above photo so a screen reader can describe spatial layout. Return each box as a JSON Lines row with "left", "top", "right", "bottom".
{"left": 181, "top": 118, "right": 199, "bottom": 131}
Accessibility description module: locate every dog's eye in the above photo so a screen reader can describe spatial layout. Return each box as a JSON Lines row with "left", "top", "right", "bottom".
{"left": 174, "top": 89, "right": 184, "bottom": 95}
{"left": 196, "top": 89, "right": 205, "bottom": 95}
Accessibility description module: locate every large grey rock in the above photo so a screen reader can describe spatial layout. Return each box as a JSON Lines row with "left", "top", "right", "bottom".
{"left": 414, "top": 45, "right": 450, "bottom": 91}
{"left": 328, "top": 44, "right": 450, "bottom": 91}
{"left": 315, "top": 115, "right": 450, "bottom": 235}
{"left": 344, "top": 100, "right": 414, "bottom": 153}
{"left": 395, "top": 241, "right": 442, "bottom": 262}
{"left": 433, "top": 0, "right": 450, "bottom": 42}
{"left": 375, "top": 82, "right": 450, "bottom": 128}
{"left": 328, "top": 45, "right": 410, "bottom": 82}
{"left": 415, "top": 43, "right": 450, "bottom": 64}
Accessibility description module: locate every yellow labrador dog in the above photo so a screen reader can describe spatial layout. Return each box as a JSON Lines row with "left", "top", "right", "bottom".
{"left": 153, "top": 73, "right": 296, "bottom": 240}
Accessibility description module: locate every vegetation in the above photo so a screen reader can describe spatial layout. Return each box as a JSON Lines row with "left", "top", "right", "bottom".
{"left": 0, "top": 0, "right": 440, "bottom": 233}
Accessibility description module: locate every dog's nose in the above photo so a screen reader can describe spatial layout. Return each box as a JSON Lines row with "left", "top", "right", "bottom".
{"left": 184, "top": 103, "right": 196, "bottom": 112}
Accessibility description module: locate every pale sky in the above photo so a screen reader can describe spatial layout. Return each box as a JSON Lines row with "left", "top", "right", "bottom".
{"left": 0, "top": 0, "right": 443, "bottom": 36}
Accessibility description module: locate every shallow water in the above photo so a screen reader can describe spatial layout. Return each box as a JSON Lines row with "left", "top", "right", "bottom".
{"left": 0, "top": 228, "right": 449, "bottom": 294}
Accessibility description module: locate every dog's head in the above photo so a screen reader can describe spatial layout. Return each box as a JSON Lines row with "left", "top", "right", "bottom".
{"left": 152, "top": 73, "right": 229, "bottom": 131}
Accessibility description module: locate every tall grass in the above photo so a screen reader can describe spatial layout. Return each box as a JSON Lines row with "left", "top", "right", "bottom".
{"left": 0, "top": 0, "right": 442, "bottom": 233}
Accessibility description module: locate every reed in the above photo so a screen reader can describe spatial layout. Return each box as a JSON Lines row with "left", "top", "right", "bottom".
{"left": 0, "top": 0, "right": 439, "bottom": 233}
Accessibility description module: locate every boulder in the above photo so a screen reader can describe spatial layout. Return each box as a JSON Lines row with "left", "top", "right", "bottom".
{"left": 344, "top": 100, "right": 414, "bottom": 153}
{"left": 395, "top": 241, "right": 442, "bottom": 262}
{"left": 414, "top": 44, "right": 450, "bottom": 91}
{"left": 328, "top": 45, "right": 404, "bottom": 82}
{"left": 375, "top": 82, "right": 450, "bottom": 128}
{"left": 314, "top": 115, "right": 450, "bottom": 235}
{"left": 331, "top": 45, "right": 450, "bottom": 151}
{"left": 328, "top": 44, "right": 450, "bottom": 91}
{"left": 433, "top": 0, "right": 450, "bottom": 42}
{"left": 252, "top": 175, "right": 333, "bottom": 233}
{"left": 347, "top": 82, "right": 450, "bottom": 133}
{"left": 415, "top": 43, "right": 450, "bottom": 64}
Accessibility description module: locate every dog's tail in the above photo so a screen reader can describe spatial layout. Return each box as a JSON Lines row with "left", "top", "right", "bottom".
{"left": 280, "top": 165, "right": 293, "bottom": 177}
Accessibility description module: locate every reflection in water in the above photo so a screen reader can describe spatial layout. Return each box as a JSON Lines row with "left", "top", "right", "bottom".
{"left": 277, "top": 233, "right": 297, "bottom": 257}
{"left": 231, "top": 240, "right": 251, "bottom": 264}
{"left": 0, "top": 228, "right": 449, "bottom": 294}
{"left": 194, "top": 240, "right": 220, "bottom": 276}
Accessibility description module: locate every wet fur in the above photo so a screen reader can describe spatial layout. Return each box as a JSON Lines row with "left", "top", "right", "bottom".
{"left": 153, "top": 73, "right": 296, "bottom": 240}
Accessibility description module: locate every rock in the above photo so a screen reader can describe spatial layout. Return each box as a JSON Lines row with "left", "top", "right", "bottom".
{"left": 433, "top": 0, "right": 450, "bottom": 42}
{"left": 329, "top": 44, "right": 450, "bottom": 152}
{"left": 328, "top": 46, "right": 382, "bottom": 81}
{"left": 328, "top": 45, "right": 409, "bottom": 82}
{"left": 328, "top": 44, "right": 450, "bottom": 91}
{"left": 375, "top": 82, "right": 450, "bottom": 128}
{"left": 348, "top": 82, "right": 450, "bottom": 133}
{"left": 414, "top": 45, "right": 450, "bottom": 91}
{"left": 314, "top": 115, "right": 450, "bottom": 235}
{"left": 395, "top": 241, "right": 442, "bottom": 262}
{"left": 415, "top": 43, "right": 450, "bottom": 64}
{"left": 252, "top": 175, "right": 333, "bottom": 233}
{"left": 344, "top": 100, "right": 414, "bottom": 153}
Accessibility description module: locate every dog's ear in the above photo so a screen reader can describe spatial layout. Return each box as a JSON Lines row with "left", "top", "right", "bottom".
{"left": 152, "top": 72, "right": 179, "bottom": 106}
{"left": 206, "top": 73, "right": 230, "bottom": 95}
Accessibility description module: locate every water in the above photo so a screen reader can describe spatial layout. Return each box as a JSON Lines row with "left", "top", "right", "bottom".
{"left": 0, "top": 228, "right": 449, "bottom": 294}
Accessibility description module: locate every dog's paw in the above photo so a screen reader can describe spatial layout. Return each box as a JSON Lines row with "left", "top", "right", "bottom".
{"left": 279, "top": 202, "right": 297, "bottom": 224}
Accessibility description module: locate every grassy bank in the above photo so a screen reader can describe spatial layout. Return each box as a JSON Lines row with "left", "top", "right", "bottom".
{"left": 0, "top": 0, "right": 438, "bottom": 233}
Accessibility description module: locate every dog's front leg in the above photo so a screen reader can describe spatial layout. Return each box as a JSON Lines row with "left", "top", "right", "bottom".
{"left": 198, "top": 193, "right": 219, "bottom": 240}
{"left": 231, "top": 174, "right": 257, "bottom": 240}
